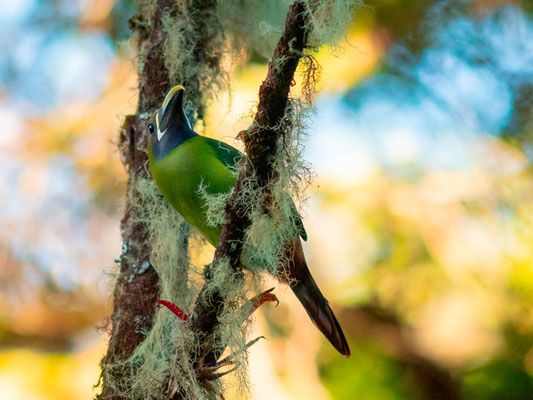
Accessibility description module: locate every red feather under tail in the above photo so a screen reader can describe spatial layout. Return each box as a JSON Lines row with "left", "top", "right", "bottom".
{"left": 157, "top": 300, "right": 189, "bottom": 321}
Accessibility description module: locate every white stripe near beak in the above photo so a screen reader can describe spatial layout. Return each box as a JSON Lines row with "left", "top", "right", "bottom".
{"left": 157, "top": 128, "right": 166, "bottom": 141}
{"left": 156, "top": 113, "right": 166, "bottom": 141}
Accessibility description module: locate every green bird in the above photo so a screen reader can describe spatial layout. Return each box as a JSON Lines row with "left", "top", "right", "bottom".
{"left": 147, "top": 85, "right": 350, "bottom": 358}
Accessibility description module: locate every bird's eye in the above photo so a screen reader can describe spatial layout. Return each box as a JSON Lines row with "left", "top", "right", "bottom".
{"left": 148, "top": 123, "right": 155, "bottom": 134}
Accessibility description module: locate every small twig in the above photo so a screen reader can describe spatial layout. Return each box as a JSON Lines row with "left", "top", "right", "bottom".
{"left": 215, "top": 336, "right": 266, "bottom": 367}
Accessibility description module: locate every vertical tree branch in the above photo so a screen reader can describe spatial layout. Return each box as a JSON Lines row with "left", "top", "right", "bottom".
{"left": 99, "top": 0, "right": 220, "bottom": 398}
{"left": 190, "top": 0, "right": 310, "bottom": 369}
{"left": 98, "top": 1, "right": 174, "bottom": 396}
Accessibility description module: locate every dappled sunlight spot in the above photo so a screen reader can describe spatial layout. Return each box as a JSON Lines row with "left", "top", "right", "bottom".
{"left": 383, "top": 128, "right": 420, "bottom": 165}
{"left": 384, "top": 181, "right": 427, "bottom": 222}
{"left": 305, "top": 197, "right": 374, "bottom": 298}
{"left": 427, "top": 214, "right": 506, "bottom": 279}
{"left": 313, "top": 31, "right": 381, "bottom": 93}
{"left": 307, "top": 96, "right": 381, "bottom": 188}
{"left": 7, "top": 293, "right": 108, "bottom": 339}
{"left": 471, "top": 135, "right": 529, "bottom": 175}
{"left": 25, "top": 58, "right": 136, "bottom": 161}
{"left": 417, "top": 170, "right": 493, "bottom": 205}
{"left": 0, "top": 105, "right": 24, "bottom": 147}
{"left": 0, "top": 351, "right": 49, "bottom": 400}
{"left": 251, "top": 282, "right": 331, "bottom": 400}
{"left": 80, "top": 0, "right": 115, "bottom": 27}
{"left": 0, "top": 0, "right": 35, "bottom": 25}
{"left": 203, "top": 93, "right": 254, "bottom": 145}
{"left": 312, "top": 139, "right": 380, "bottom": 188}
{"left": 236, "top": 65, "right": 270, "bottom": 95}
{"left": 19, "top": 163, "right": 49, "bottom": 200}
{"left": 245, "top": 313, "right": 294, "bottom": 400}
{"left": 0, "top": 336, "right": 107, "bottom": 400}
{"left": 372, "top": 261, "right": 449, "bottom": 321}
{"left": 414, "top": 291, "right": 503, "bottom": 367}
{"left": 203, "top": 64, "right": 266, "bottom": 143}
{"left": 61, "top": 335, "right": 108, "bottom": 398}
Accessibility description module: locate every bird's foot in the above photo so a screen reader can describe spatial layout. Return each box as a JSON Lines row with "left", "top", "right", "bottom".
{"left": 195, "top": 355, "right": 237, "bottom": 385}
{"left": 249, "top": 287, "right": 279, "bottom": 315}
{"left": 195, "top": 336, "right": 265, "bottom": 398}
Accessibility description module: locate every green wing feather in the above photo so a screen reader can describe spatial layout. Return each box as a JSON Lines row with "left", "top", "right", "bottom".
{"left": 205, "top": 137, "right": 307, "bottom": 241}
{"left": 204, "top": 137, "right": 243, "bottom": 169}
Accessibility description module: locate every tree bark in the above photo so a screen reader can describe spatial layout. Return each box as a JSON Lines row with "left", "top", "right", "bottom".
{"left": 97, "top": 0, "right": 173, "bottom": 396}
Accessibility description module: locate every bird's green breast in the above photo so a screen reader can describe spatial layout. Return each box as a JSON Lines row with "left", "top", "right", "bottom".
{"left": 149, "top": 136, "right": 238, "bottom": 246}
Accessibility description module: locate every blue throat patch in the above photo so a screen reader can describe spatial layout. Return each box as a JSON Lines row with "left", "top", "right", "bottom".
{"left": 151, "top": 122, "right": 197, "bottom": 162}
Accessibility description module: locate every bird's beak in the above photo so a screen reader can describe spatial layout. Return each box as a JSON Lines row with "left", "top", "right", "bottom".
{"left": 160, "top": 85, "right": 186, "bottom": 132}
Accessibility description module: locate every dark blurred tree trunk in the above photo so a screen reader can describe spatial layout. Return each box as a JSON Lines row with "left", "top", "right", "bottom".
{"left": 343, "top": 305, "right": 462, "bottom": 400}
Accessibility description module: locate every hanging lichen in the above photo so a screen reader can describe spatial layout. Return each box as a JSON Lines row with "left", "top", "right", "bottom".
{"left": 103, "top": 1, "right": 361, "bottom": 399}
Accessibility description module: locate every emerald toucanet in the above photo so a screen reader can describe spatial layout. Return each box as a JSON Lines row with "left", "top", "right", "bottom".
{"left": 147, "top": 85, "right": 350, "bottom": 357}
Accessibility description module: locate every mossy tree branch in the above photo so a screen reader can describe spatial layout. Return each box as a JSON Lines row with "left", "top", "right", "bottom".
{"left": 98, "top": 0, "right": 173, "bottom": 390}
{"left": 190, "top": 0, "right": 311, "bottom": 369}
{"left": 98, "top": 0, "right": 220, "bottom": 398}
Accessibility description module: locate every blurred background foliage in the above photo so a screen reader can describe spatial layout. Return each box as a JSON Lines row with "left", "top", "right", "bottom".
{"left": 1, "top": 0, "right": 533, "bottom": 399}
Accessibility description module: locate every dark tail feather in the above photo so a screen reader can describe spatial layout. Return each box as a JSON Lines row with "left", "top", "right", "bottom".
{"left": 283, "top": 240, "right": 351, "bottom": 358}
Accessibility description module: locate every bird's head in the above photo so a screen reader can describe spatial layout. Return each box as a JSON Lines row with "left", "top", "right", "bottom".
{"left": 147, "top": 85, "right": 196, "bottom": 161}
